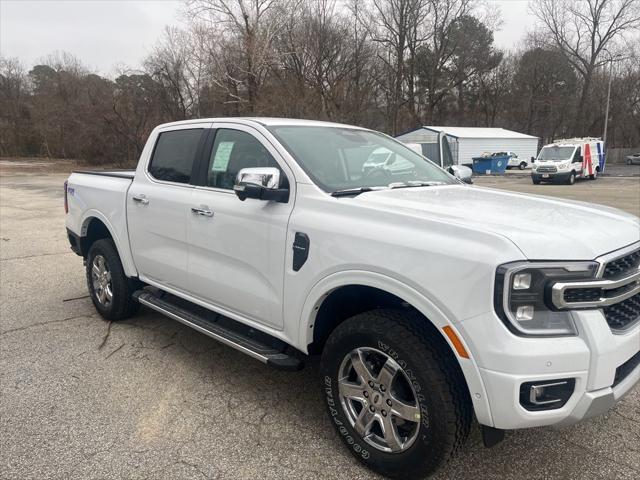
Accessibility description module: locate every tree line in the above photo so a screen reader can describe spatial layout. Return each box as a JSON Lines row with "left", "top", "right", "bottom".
{"left": 1, "top": 0, "right": 638, "bottom": 166}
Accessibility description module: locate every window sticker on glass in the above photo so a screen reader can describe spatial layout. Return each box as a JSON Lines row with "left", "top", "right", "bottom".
{"left": 211, "top": 141, "right": 235, "bottom": 172}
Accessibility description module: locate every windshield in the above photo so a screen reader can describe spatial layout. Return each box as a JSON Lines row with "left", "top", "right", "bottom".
{"left": 268, "top": 126, "right": 455, "bottom": 192}
{"left": 537, "top": 146, "right": 575, "bottom": 162}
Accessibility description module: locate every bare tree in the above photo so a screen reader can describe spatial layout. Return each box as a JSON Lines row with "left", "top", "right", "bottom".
{"left": 186, "top": 0, "right": 297, "bottom": 113}
{"left": 531, "top": 0, "right": 640, "bottom": 134}
{"left": 0, "top": 57, "right": 35, "bottom": 156}
{"left": 367, "top": 0, "right": 431, "bottom": 133}
{"left": 144, "top": 26, "right": 205, "bottom": 119}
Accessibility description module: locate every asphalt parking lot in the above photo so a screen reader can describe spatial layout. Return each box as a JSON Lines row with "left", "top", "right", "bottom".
{"left": 1, "top": 164, "right": 639, "bottom": 479}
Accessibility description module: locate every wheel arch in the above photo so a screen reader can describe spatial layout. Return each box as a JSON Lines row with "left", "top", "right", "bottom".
{"left": 79, "top": 211, "right": 138, "bottom": 277}
{"left": 300, "top": 270, "right": 494, "bottom": 426}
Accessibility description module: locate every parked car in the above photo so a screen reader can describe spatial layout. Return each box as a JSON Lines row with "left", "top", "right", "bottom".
{"left": 494, "top": 151, "right": 528, "bottom": 170}
{"left": 65, "top": 118, "right": 640, "bottom": 479}
{"left": 626, "top": 152, "right": 640, "bottom": 165}
{"left": 532, "top": 138, "right": 605, "bottom": 185}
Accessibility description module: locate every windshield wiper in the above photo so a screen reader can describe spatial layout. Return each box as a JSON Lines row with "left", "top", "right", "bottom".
{"left": 388, "top": 181, "right": 446, "bottom": 189}
{"left": 331, "top": 187, "right": 375, "bottom": 197}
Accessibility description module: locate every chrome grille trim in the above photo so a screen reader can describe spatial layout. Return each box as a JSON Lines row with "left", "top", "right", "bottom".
{"left": 551, "top": 270, "right": 640, "bottom": 309}
{"left": 551, "top": 242, "right": 640, "bottom": 331}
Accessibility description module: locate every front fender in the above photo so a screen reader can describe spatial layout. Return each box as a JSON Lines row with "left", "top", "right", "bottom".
{"left": 298, "top": 269, "right": 494, "bottom": 426}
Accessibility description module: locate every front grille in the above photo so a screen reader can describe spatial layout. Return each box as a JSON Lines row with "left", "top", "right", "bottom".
{"left": 612, "top": 350, "right": 640, "bottom": 387}
{"left": 604, "top": 249, "right": 640, "bottom": 279}
{"left": 537, "top": 165, "right": 557, "bottom": 173}
{"left": 564, "top": 287, "right": 601, "bottom": 302}
{"left": 602, "top": 293, "right": 640, "bottom": 331}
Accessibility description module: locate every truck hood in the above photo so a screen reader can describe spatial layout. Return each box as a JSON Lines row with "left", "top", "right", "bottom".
{"left": 353, "top": 185, "right": 639, "bottom": 260}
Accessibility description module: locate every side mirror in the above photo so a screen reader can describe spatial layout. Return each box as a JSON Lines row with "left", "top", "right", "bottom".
{"left": 573, "top": 156, "right": 583, "bottom": 163}
{"left": 233, "top": 167, "right": 289, "bottom": 202}
{"left": 448, "top": 165, "right": 473, "bottom": 184}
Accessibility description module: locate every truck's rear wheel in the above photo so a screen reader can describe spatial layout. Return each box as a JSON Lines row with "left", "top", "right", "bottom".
{"left": 86, "top": 239, "right": 139, "bottom": 321}
{"left": 320, "top": 310, "right": 471, "bottom": 479}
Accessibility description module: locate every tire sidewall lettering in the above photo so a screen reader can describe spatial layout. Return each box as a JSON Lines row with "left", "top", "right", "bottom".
{"left": 324, "top": 374, "right": 371, "bottom": 460}
{"left": 378, "top": 340, "right": 430, "bottom": 429}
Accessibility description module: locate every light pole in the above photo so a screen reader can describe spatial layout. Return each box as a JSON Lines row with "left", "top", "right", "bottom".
{"left": 603, "top": 53, "right": 622, "bottom": 146}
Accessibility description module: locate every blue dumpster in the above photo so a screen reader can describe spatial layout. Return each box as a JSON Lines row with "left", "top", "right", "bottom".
{"left": 472, "top": 155, "right": 510, "bottom": 175}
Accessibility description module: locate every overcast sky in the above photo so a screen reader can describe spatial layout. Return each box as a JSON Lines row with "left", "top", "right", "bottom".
{"left": 1, "top": 0, "right": 537, "bottom": 77}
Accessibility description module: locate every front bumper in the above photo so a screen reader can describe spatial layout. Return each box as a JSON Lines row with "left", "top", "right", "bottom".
{"left": 531, "top": 171, "right": 573, "bottom": 182}
{"left": 458, "top": 309, "right": 640, "bottom": 429}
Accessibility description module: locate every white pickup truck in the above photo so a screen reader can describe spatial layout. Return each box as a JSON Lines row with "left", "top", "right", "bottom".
{"left": 65, "top": 118, "right": 640, "bottom": 478}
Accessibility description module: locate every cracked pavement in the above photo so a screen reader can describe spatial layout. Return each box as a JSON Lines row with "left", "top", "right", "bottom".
{"left": 1, "top": 168, "right": 639, "bottom": 479}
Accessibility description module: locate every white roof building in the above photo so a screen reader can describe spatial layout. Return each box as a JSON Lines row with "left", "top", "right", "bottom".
{"left": 396, "top": 126, "right": 540, "bottom": 166}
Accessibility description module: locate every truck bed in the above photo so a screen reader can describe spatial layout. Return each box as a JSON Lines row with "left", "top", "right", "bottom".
{"left": 65, "top": 169, "right": 137, "bottom": 276}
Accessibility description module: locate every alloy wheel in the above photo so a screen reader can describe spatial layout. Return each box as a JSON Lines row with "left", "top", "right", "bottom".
{"left": 338, "top": 347, "right": 421, "bottom": 453}
{"left": 91, "top": 254, "right": 113, "bottom": 306}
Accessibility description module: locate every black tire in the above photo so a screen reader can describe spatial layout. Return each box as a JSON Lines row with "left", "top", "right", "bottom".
{"left": 86, "top": 238, "right": 140, "bottom": 321}
{"left": 519, "top": 162, "right": 526, "bottom": 170}
{"left": 320, "top": 309, "right": 472, "bottom": 479}
{"left": 532, "top": 178, "right": 541, "bottom": 185}
{"left": 566, "top": 172, "right": 576, "bottom": 185}
{"left": 589, "top": 169, "right": 598, "bottom": 180}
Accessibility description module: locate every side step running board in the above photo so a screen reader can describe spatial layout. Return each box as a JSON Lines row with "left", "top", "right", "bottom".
{"left": 134, "top": 290, "right": 303, "bottom": 371}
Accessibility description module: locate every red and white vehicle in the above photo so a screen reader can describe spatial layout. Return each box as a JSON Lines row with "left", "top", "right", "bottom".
{"left": 532, "top": 138, "right": 605, "bottom": 185}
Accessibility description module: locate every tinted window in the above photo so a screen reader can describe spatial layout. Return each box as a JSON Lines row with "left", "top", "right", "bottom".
{"left": 148, "top": 129, "right": 203, "bottom": 184}
{"left": 207, "top": 129, "right": 280, "bottom": 190}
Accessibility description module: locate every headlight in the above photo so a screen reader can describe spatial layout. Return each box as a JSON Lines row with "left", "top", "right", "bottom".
{"left": 494, "top": 261, "right": 598, "bottom": 336}
{"left": 532, "top": 164, "right": 537, "bottom": 170}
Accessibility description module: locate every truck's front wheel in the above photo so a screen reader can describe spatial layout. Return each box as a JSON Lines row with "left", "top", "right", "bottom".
{"left": 320, "top": 310, "right": 471, "bottom": 478}
{"left": 86, "top": 239, "right": 140, "bottom": 321}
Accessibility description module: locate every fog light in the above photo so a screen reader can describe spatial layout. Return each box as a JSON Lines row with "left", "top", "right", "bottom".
{"left": 513, "top": 272, "right": 531, "bottom": 290}
{"left": 516, "top": 305, "right": 534, "bottom": 321}
{"left": 519, "top": 378, "right": 575, "bottom": 411}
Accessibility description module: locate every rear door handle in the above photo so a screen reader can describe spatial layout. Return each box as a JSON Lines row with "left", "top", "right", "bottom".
{"left": 132, "top": 194, "right": 149, "bottom": 205}
{"left": 191, "top": 206, "right": 214, "bottom": 217}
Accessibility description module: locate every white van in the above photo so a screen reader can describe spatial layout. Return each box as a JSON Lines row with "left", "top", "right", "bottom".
{"left": 531, "top": 138, "right": 605, "bottom": 185}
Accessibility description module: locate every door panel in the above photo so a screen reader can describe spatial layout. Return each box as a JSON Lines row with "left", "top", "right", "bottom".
{"left": 128, "top": 181, "right": 194, "bottom": 289}
{"left": 127, "top": 125, "right": 208, "bottom": 291}
{"left": 187, "top": 125, "right": 294, "bottom": 329}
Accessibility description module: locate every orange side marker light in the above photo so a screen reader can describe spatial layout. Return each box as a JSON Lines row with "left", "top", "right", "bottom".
{"left": 442, "top": 326, "right": 470, "bottom": 359}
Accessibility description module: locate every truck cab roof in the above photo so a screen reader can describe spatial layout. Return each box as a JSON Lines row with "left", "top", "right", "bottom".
{"left": 155, "top": 117, "right": 368, "bottom": 130}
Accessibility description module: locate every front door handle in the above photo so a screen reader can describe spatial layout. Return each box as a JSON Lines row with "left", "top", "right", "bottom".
{"left": 132, "top": 194, "right": 149, "bottom": 205}
{"left": 191, "top": 206, "right": 214, "bottom": 217}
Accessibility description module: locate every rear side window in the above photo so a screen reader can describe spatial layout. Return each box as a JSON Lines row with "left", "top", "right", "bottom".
{"left": 148, "top": 129, "right": 203, "bottom": 184}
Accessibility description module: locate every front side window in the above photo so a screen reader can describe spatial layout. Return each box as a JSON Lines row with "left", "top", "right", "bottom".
{"left": 207, "top": 129, "right": 280, "bottom": 190}
{"left": 573, "top": 147, "right": 582, "bottom": 162}
{"left": 268, "top": 126, "right": 455, "bottom": 192}
{"left": 148, "top": 129, "right": 203, "bottom": 184}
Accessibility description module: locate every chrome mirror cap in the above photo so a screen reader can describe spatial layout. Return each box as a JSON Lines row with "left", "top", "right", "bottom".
{"left": 235, "top": 167, "right": 281, "bottom": 190}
